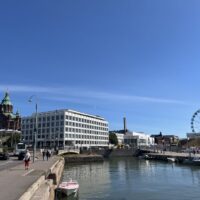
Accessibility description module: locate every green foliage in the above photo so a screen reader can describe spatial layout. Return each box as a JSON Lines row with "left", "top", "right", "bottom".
{"left": 109, "top": 133, "right": 118, "bottom": 145}
{"left": 3, "top": 132, "right": 21, "bottom": 148}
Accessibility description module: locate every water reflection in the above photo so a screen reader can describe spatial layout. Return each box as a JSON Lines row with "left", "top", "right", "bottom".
{"left": 55, "top": 192, "right": 79, "bottom": 200}
{"left": 61, "top": 158, "right": 200, "bottom": 200}
{"left": 62, "top": 162, "right": 111, "bottom": 200}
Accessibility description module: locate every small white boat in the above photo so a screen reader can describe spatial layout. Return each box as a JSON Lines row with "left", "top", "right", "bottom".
{"left": 183, "top": 157, "right": 200, "bottom": 166}
{"left": 167, "top": 157, "right": 176, "bottom": 162}
{"left": 56, "top": 179, "right": 79, "bottom": 197}
{"left": 191, "top": 157, "right": 200, "bottom": 165}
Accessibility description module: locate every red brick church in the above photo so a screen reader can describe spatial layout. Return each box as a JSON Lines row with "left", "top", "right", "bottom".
{"left": 0, "top": 92, "right": 21, "bottom": 131}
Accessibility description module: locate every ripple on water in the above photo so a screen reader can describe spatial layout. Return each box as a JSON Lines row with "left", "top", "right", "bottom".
{"left": 62, "top": 158, "right": 200, "bottom": 200}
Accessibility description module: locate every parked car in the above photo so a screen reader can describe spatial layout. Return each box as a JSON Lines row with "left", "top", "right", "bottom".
{"left": 18, "top": 151, "right": 26, "bottom": 160}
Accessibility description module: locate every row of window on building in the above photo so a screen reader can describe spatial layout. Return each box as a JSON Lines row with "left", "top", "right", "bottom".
{"left": 74, "top": 140, "right": 108, "bottom": 145}
{"left": 22, "top": 120, "right": 108, "bottom": 131}
{"left": 22, "top": 115, "right": 107, "bottom": 127}
{"left": 23, "top": 134, "right": 107, "bottom": 141}
{"left": 65, "top": 134, "right": 108, "bottom": 140}
{"left": 22, "top": 128, "right": 107, "bottom": 136}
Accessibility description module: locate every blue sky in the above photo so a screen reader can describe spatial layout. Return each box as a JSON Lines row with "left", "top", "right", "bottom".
{"left": 0, "top": 0, "right": 200, "bottom": 137}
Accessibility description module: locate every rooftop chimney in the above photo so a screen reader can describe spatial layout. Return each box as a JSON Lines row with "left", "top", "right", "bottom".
{"left": 123, "top": 117, "right": 127, "bottom": 134}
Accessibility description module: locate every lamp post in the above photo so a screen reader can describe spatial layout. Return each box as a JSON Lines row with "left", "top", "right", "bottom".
{"left": 187, "top": 137, "right": 190, "bottom": 157}
{"left": 28, "top": 95, "right": 38, "bottom": 163}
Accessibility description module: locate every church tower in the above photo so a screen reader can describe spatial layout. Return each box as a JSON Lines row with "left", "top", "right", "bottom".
{"left": 0, "top": 92, "right": 13, "bottom": 114}
{"left": 0, "top": 92, "right": 21, "bottom": 130}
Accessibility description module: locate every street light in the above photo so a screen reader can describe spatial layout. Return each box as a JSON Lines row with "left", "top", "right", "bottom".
{"left": 187, "top": 137, "right": 190, "bottom": 157}
{"left": 28, "top": 95, "right": 38, "bottom": 163}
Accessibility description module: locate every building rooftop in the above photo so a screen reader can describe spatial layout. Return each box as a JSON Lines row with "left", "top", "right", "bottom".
{"left": 23, "top": 109, "right": 107, "bottom": 121}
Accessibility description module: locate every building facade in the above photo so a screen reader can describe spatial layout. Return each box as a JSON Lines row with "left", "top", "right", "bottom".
{"left": 124, "top": 131, "right": 154, "bottom": 147}
{"left": 22, "top": 109, "right": 109, "bottom": 148}
{"left": 151, "top": 133, "right": 179, "bottom": 146}
{"left": 0, "top": 92, "right": 21, "bottom": 131}
{"left": 187, "top": 133, "right": 200, "bottom": 139}
{"left": 110, "top": 130, "right": 154, "bottom": 147}
{"left": 115, "top": 133, "right": 124, "bottom": 145}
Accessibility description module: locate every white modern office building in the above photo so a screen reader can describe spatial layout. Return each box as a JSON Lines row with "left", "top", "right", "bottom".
{"left": 21, "top": 109, "right": 109, "bottom": 148}
{"left": 124, "top": 131, "right": 154, "bottom": 147}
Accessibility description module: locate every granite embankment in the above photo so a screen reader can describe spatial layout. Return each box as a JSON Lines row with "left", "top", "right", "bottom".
{"left": 64, "top": 154, "right": 104, "bottom": 163}
{"left": 81, "top": 148, "right": 137, "bottom": 158}
{"left": 28, "top": 157, "right": 64, "bottom": 200}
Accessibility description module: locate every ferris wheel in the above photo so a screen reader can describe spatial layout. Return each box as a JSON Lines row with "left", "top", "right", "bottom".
{"left": 191, "top": 109, "right": 200, "bottom": 133}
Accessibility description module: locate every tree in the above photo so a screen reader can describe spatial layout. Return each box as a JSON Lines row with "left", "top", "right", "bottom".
{"left": 109, "top": 133, "right": 118, "bottom": 145}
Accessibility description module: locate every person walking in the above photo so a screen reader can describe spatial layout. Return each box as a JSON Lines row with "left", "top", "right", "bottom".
{"left": 46, "top": 149, "right": 50, "bottom": 161}
{"left": 24, "top": 150, "right": 31, "bottom": 170}
{"left": 42, "top": 149, "right": 46, "bottom": 161}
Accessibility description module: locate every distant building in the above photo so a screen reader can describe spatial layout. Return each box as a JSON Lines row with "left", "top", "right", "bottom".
{"left": 110, "top": 130, "right": 154, "bottom": 147}
{"left": 162, "top": 135, "right": 179, "bottom": 145}
{"left": 187, "top": 133, "right": 200, "bottom": 139}
{"left": 22, "top": 109, "right": 109, "bottom": 149}
{"left": 115, "top": 133, "right": 124, "bottom": 145}
{"left": 151, "top": 132, "right": 179, "bottom": 146}
{"left": 0, "top": 92, "right": 21, "bottom": 131}
{"left": 150, "top": 132, "right": 163, "bottom": 144}
{"left": 124, "top": 131, "right": 154, "bottom": 147}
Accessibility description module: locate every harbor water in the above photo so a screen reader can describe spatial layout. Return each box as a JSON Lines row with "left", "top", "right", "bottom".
{"left": 62, "top": 157, "right": 200, "bottom": 200}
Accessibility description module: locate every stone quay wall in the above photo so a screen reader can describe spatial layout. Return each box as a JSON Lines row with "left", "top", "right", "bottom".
{"left": 64, "top": 154, "right": 104, "bottom": 163}
{"left": 19, "top": 157, "right": 65, "bottom": 200}
{"left": 81, "top": 148, "right": 137, "bottom": 158}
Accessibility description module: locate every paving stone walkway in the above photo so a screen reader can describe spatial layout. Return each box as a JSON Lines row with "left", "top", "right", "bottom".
{"left": 0, "top": 155, "right": 60, "bottom": 200}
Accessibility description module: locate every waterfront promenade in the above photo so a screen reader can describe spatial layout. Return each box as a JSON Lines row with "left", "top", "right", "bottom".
{"left": 0, "top": 154, "right": 61, "bottom": 200}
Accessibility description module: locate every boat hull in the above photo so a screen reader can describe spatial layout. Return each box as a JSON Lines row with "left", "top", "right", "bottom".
{"left": 56, "top": 180, "right": 79, "bottom": 198}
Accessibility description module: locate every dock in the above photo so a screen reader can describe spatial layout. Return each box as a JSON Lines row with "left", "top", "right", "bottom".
{"left": 146, "top": 151, "right": 196, "bottom": 163}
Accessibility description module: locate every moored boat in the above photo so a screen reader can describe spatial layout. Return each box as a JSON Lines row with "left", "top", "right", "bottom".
{"left": 167, "top": 157, "right": 176, "bottom": 162}
{"left": 183, "top": 157, "right": 200, "bottom": 166}
{"left": 56, "top": 179, "right": 79, "bottom": 198}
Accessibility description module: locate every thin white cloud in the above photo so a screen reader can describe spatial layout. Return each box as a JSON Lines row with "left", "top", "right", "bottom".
{"left": 0, "top": 84, "right": 187, "bottom": 105}
{"left": 0, "top": 85, "right": 52, "bottom": 93}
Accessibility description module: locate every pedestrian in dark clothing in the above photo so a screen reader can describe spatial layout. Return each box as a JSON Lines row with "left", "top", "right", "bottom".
{"left": 42, "top": 149, "right": 46, "bottom": 161}
{"left": 46, "top": 149, "right": 50, "bottom": 161}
